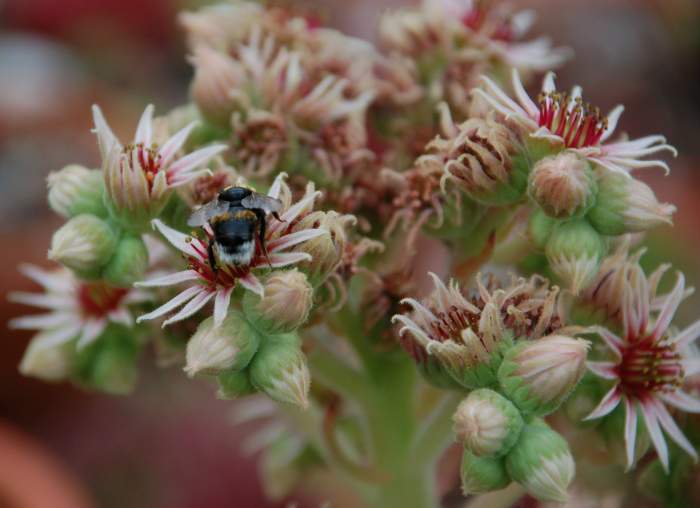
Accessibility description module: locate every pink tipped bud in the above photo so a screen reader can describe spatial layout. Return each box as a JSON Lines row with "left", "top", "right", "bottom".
{"left": 528, "top": 153, "right": 596, "bottom": 218}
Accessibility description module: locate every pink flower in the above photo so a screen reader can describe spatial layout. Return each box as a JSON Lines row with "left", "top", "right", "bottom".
{"left": 135, "top": 173, "right": 326, "bottom": 328}
{"left": 9, "top": 265, "right": 148, "bottom": 350}
{"left": 585, "top": 263, "right": 700, "bottom": 471}
{"left": 474, "top": 69, "right": 677, "bottom": 175}
{"left": 92, "top": 104, "right": 227, "bottom": 217}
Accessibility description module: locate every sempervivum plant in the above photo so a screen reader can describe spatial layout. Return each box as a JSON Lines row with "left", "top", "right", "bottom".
{"left": 10, "top": 1, "right": 697, "bottom": 507}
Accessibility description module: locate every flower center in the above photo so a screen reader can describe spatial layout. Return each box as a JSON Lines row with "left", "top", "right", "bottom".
{"left": 78, "top": 282, "right": 128, "bottom": 317}
{"left": 537, "top": 92, "right": 607, "bottom": 148}
{"left": 122, "top": 143, "right": 163, "bottom": 191}
{"left": 616, "top": 336, "right": 684, "bottom": 397}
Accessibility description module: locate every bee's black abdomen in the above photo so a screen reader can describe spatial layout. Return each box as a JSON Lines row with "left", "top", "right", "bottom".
{"left": 212, "top": 209, "right": 257, "bottom": 266}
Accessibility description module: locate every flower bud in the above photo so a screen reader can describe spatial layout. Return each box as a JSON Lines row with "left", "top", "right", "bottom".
{"left": 102, "top": 235, "right": 149, "bottom": 287}
{"left": 73, "top": 331, "right": 140, "bottom": 395}
{"left": 588, "top": 171, "right": 675, "bottom": 236}
{"left": 453, "top": 389, "right": 524, "bottom": 457}
{"left": 47, "top": 164, "right": 107, "bottom": 219}
{"left": 217, "top": 368, "right": 256, "bottom": 400}
{"left": 189, "top": 46, "right": 246, "bottom": 127}
{"left": 505, "top": 422, "right": 575, "bottom": 503}
{"left": 49, "top": 214, "right": 118, "bottom": 278}
{"left": 528, "top": 153, "right": 597, "bottom": 219}
{"left": 545, "top": 219, "right": 607, "bottom": 294}
{"left": 184, "top": 311, "right": 260, "bottom": 378}
{"left": 249, "top": 334, "right": 310, "bottom": 409}
{"left": 460, "top": 449, "right": 511, "bottom": 495}
{"left": 292, "top": 211, "right": 354, "bottom": 284}
{"left": 243, "top": 270, "right": 313, "bottom": 334}
{"left": 498, "top": 335, "right": 589, "bottom": 417}
{"left": 19, "top": 333, "right": 74, "bottom": 381}
{"left": 527, "top": 209, "right": 556, "bottom": 250}
{"left": 437, "top": 117, "right": 526, "bottom": 206}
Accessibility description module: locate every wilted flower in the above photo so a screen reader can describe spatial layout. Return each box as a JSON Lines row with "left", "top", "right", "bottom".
{"left": 10, "top": 265, "right": 147, "bottom": 351}
{"left": 93, "top": 104, "right": 226, "bottom": 223}
{"left": 420, "top": 104, "right": 524, "bottom": 206}
{"left": 585, "top": 263, "right": 700, "bottom": 472}
{"left": 392, "top": 272, "right": 564, "bottom": 388}
{"left": 474, "top": 69, "right": 677, "bottom": 175}
{"left": 135, "top": 173, "right": 325, "bottom": 328}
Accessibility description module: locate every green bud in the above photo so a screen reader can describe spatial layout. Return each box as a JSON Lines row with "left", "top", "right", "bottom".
{"left": 453, "top": 389, "right": 524, "bottom": 457}
{"left": 217, "top": 368, "right": 257, "bottom": 400}
{"left": 47, "top": 164, "right": 107, "bottom": 219}
{"left": 250, "top": 334, "right": 310, "bottom": 409}
{"left": 19, "top": 333, "right": 75, "bottom": 381}
{"left": 103, "top": 235, "right": 149, "bottom": 287}
{"left": 527, "top": 209, "right": 556, "bottom": 250}
{"left": 185, "top": 311, "right": 260, "bottom": 378}
{"left": 545, "top": 219, "right": 607, "bottom": 295}
{"left": 49, "top": 214, "right": 118, "bottom": 278}
{"left": 243, "top": 269, "right": 314, "bottom": 334}
{"left": 460, "top": 449, "right": 511, "bottom": 495}
{"left": 528, "top": 153, "right": 597, "bottom": 219}
{"left": 73, "top": 329, "right": 140, "bottom": 395}
{"left": 587, "top": 171, "right": 675, "bottom": 236}
{"left": 498, "top": 335, "right": 589, "bottom": 417}
{"left": 505, "top": 422, "right": 575, "bottom": 503}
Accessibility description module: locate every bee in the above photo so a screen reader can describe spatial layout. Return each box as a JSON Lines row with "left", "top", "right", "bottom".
{"left": 187, "top": 186, "right": 283, "bottom": 272}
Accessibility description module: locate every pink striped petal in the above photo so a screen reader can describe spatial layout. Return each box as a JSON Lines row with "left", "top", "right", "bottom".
{"left": 600, "top": 105, "right": 624, "bottom": 142}
{"left": 267, "top": 228, "right": 326, "bottom": 252}
{"left": 672, "top": 319, "right": 700, "bottom": 347}
{"left": 151, "top": 220, "right": 203, "bottom": 259}
{"left": 279, "top": 191, "right": 322, "bottom": 223}
{"left": 267, "top": 172, "right": 288, "bottom": 200}
{"left": 594, "top": 326, "right": 623, "bottom": 358}
{"left": 134, "top": 104, "right": 154, "bottom": 146}
{"left": 584, "top": 385, "right": 622, "bottom": 420}
{"left": 135, "top": 270, "right": 201, "bottom": 288}
{"left": 136, "top": 286, "right": 202, "bottom": 323}
{"left": 213, "top": 287, "right": 233, "bottom": 327}
{"left": 166, "top": 144, "right": 227, "bottom": 178}
{"left": 239, "top": 272, "right": 264, "bottom": 296}
{"left": 588, "top": 361, "right": 618, "bottom": 380}
{"left": 92, "top": 105, "right": 122, "bottom": 160}
{"left": 651, "top": 399, "right": 698, "bottom": 462}
{"left": 266, "top": 251, "right": 311, "bottom": 268}
{"left": 640, "top": 398, "right": 670, "bottom": 472}
{"left": 162, "top": 289, "right": 214, "bottom": 327}
{"left": 510, "top": 68, "right": 538, "bottom": 118}
{"left": 158, "top": 122, "right": 197, "bottom": 166}
{"left": 623, "top": 397, "right": 638, "bottom": 471}
{"left": 651, "top": 272, "right": 685, "bottom": 341}
{"left": 660, "top": 391, "right": 700, "bottom": 413}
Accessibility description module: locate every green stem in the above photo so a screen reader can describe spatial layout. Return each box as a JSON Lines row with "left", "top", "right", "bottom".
{"left": 413, "top": 391, "right": 463, "bottom": 464}
{"left": 307, "top": 344, "right": 372, "bottom": 403}
{"left": 466, "top": 483, "right": 526, "bottom": 508}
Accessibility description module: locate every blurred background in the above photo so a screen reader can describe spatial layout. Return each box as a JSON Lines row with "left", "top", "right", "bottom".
{"left": 1, "top": 0, "right": 699, "bottom": 506}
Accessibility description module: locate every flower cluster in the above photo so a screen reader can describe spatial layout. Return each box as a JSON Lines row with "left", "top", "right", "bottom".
{"left": 9, "top": 1, "right": 699, "bottom": 507}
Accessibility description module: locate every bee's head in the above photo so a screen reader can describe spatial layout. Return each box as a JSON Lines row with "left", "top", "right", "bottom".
{"left": 219, "top": 186, "right": 252, "bottom": 204}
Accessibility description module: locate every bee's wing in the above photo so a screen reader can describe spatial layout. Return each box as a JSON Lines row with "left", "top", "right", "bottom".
{"left": 187, "top": 199, "right": 230, "bottom": 227}
{"left": 241, "top": 193, "right": 283, "bottom": 215}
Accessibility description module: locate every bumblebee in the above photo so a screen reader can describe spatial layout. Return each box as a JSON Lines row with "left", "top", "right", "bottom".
{"left": 187, "top": 186, "right": 282, "bottom": 271}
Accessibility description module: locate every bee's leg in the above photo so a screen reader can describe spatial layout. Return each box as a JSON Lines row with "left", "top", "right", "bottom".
{"left": 207, "top": 239, "right": 218, "bottom": 273}
{"left": 272, "top": 211, "right": 285, "bottom": 223}
{"left": 254, "top": 208, "right": 273, "bottom": 268}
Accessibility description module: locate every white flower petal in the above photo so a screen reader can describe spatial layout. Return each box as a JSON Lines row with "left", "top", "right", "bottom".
{"left": 267, "top": 228, "right": 326, "bottom": 253}
{"left": 134, "top": 270, "right": 201, "bottom": 288}
{"left": 29, "top": 323, "right": 82, "bottom": 350}
{"left": 77, "top": 319, "right": 107, "bottom": 349}
{"left": 660, "top": 391, "right": 700, "bottom": 414}
{"left": 239, "top": 272, "right": 264, "bottom": 296}
{"left": 151, "top": 220, "right": 203, "bottom": 259}
{"left": 624, "top": 397, "right": 638, "bottom": 471}
{"left": 651, "top": 272, "right": 685, "bottom": 341}
{"left": 166, "top": 144, "right": 227, "bottom": 179}
{"left": 9, "top": 312, "right": 74, "bottom": 330}
{"left": 672, "top": 318, "right": 700, "bottom": 347}
{"left": 587, "top": 361, "right": 618, "bottom": 380}
{"left": 136, "top": 285, "right": 203, "bottom": 323}
{"left": 584, "top": 385, "right": 622, "bottom": 420}
{"left": 600, "top": 105, "right": 624, "bottom": 142}
{"left": 158, "top": 121, "right": 197, "bottom": 166}
{"left": 640, "top": 398, "right": 670, "bottom": 472}
{"left": 267, "top": 251, "right": 312, "bottom": 268}
{"left": 651, "top": 399, "right": 698, "bottom": 462}
{"left": 92, "top": 104, "right": 122, "bottom": 160}
{"left": 8, "top": 292, "right": 72, "bottom": 310}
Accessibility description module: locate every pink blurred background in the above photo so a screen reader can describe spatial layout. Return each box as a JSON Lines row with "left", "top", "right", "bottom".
{"left": 1, "top": 0, "right": 699, "bottom": 506}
